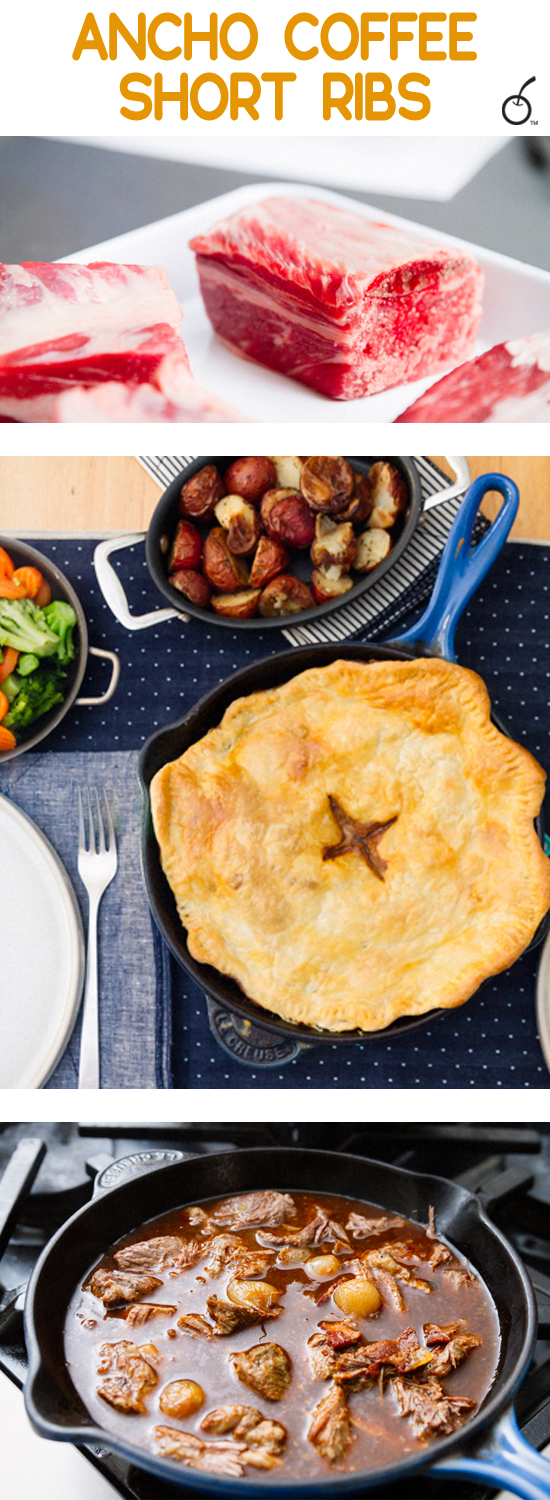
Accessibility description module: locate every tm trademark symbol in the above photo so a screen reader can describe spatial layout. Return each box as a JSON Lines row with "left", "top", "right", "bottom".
{"left": 531, "top": 119, "right": 539, "bottom": 125}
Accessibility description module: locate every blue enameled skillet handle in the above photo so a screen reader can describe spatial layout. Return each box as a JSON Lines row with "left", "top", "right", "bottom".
{"left": 429, "top": 1404, "right": 550, "bottom": 1500}
{"left": 392, "top": 472, "right": 519, "bottom": 661}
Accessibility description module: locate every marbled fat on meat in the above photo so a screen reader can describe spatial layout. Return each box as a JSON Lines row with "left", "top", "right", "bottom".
{"left": 190, "top": 197, "right": 483, "bottom": 400}
{"left": 395, "top": 328, "right": 550, "bottom": 422}
{"left": 0, "top": 262, "right": 187, "bottom": 421}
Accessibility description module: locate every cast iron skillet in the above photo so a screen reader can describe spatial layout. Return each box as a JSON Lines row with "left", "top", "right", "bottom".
{"left": 23, "top": 1145, "right": 550, "bottom": 1500}
{"left": 0, "top": 536, "right": 120, "bottom": 763}
{"left": 94, "top": 457, "right": 468, "bottom": 635}
{"left": 139, "top": 473, "right": 547, "bottom": 1046}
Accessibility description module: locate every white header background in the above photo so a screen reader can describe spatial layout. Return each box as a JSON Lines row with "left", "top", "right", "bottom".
{"left": 2, "top": 0, "right": 548, "bottom": 135}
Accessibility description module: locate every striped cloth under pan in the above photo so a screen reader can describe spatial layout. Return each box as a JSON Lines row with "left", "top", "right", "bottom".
{"left": 137, "top": 455, "right": 482, "bottom": 644}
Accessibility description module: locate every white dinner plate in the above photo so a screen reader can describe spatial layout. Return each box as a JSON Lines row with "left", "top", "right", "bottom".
{"left": 66, "top": 179, "right": 550, "bottom": 423}
{"left": 0, "top": 795, "right": 84, "bottom": 1088}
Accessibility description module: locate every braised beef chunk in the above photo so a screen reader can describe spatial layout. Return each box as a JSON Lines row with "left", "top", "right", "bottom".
{"left": 424, "top": 1321, "right": 463, "bottom": 1346}
{"left": 210, "top": 1191, "right": 297, "bottom": 1230}
{"left": 231, "top": 1342, "right": 292, "bottom": 1400}
{"left": 364, "top": 1247, "right": 433, "bottom": 1293}
{"left": 320, "top": 1320, "right": 362, "bottom": 1351}
{"left": 97, "top": 1341, "right": 158, "bottom": 1413}
{"left": 345, "top": 1212, "right": 406, "bottom": 1238}
{"left": 309, "top": 1324, "right": 432, "bottom": 1388}
{"left": 154, "top": 1428, "right": 248, "bottom": 1476}
{"left": 89, "top": 1269, "right": 163, "bottom": 1306}
{"left": 392, "top": 1326, "right": 434, "bottom": 1373}
{"left": 206, "top": 1295, "right": 266, "bottom": 1335}
{"left": 308, "top": 1384, "right": 351, "bottom": 1464}
{"left": 114, "top": 1236, "right": 202, "bottom": 1272}
{"left": 155, "top": 1427, "right": 281, "bottom": 1473}
{"left": 444, "top": 1265, "right": 476, "bottom": 1289}
{"left": 121, "top": 1303, "right": 176, "bottom": 1326}
{"left": 392, "top": 1377, "right": 476, "bottom": 1438}
{"left": 201, "top": 1405, "right": 287, "bottom": 1454}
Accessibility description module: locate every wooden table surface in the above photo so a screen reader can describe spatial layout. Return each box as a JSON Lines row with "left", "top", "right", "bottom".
{"left": 0, "top": 455, "right": 548, "bottom": 539}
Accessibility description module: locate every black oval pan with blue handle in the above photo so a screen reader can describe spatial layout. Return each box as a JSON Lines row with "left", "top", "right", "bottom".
{"left": 138, "top": 474, "right": 548, "bottom": 1046}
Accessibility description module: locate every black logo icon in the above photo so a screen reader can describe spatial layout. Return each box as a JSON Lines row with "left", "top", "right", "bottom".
{"left": 502, "top": 77, "right": 536, "bottom": 125}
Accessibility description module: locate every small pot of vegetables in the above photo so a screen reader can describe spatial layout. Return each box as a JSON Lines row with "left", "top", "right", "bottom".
{"left": 0, "top": 538, "right": 120, "bottom": 762}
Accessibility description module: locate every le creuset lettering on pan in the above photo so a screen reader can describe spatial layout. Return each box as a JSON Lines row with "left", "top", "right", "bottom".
{"left": 23, "top": 1146, "right": 550, "bottom": 1500}
{"left": 138, "top": 473, "right": 547, "bottom": 1055}
{"left": 93, "top": 455, "right": 471, "bottom": 633}
{"left": 0, "top": 537, "right": 120, "bottom": 763}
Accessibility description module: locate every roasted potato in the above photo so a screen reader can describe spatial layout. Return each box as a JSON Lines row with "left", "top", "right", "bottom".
{"left": 211, "top": 589, "right": 261, "bottom": 619}
{"left": 311, "top": 567, "right": 354, "bottom": 604}
{"left": 269, "top": 456, "right": 304, "bottom": 489}
{"left": 179, "top": 464, "right": 225, "bottom": 520}
{"left": 310, "top": 515, "right": 357, "bottom": 570}
{"left": 261, "top": 490, "right": 315, "bottom": 549}
{"left": 214, "top": 494, "right": 262, "bottom": 555}
{"left": 249, "top": 535, "right": 290, "bottom": 588}
{"left": 224, "top": 456, "right": 277, "bottom": 503}
{"left": 338, "top": 472, "right": 373, "bottom": 524}
{"left": 203, "top": 529, "right": 249, "bottom": 592}
{"left": 168, "top": 518, "right": 203, "bottom": 573}
{"left": 301, "top": 457, "right": 354, "bottom": 514}
{"left": 169, "top": 568, "right": 212, "bottom": 607}
{"left": 366, "top": 462, "right": 408, "bottom": 529}
{"left": 259, "top": 575, "right": 315, "bottom": 617}
{"left": 355, "top": 529, "right": 393, "bottom": 572}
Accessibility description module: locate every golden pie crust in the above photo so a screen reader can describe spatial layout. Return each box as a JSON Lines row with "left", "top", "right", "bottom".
{"left": 150, "top": 659, "right": 550, "bottom": 1032}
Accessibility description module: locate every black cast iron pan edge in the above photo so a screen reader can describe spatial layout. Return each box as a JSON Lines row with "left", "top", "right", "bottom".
{"left": 23, "top": 1147, "right": 538, "bottom": 1497}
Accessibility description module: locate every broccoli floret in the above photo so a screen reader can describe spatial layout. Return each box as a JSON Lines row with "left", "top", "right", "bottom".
{"left": 0, "top": 598, "right": 59, "bottom": 657}
{"left": 18, "top": 653, "right": 40, "bottom": 676}
{"left": 43, "top": 601, "right": 77, "bottom": 664}
{"left": 4, "top": 668, "right": 65, "bottom": 728}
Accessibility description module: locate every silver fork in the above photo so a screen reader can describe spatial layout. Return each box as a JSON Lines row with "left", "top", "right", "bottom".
{"left": 77, "top": 788, "right": 117, "bottom": 1090}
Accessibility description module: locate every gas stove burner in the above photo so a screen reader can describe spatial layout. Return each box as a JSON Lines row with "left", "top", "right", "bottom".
{"left": 1, "top": 1123, "right": 549, "bottom": 1500}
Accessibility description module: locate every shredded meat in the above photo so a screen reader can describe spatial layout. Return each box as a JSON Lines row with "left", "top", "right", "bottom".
{"left": 423, "top": 1324, "right": 482, "bottom": 1377}
{"left": 364, "top": 1247, "right": 433, "bottom": 1294}
{"left": 231, "top": 1342, "right": 292, "bottom": 1401}
{"left": 393, "top": 1377, "right": 476, "bottom": 1438}
{"left": 257, "top": 1206, "right": 349, "bottom": 1250}
{"left": 97, "top": 1340, "right": 158, "bottom": 1413}
{"left": 308, "top": 1384, "right": 351, "bottom": 1464}
{"left": 308, "top": 1324, "right": 433, "bottom": 1389}
{"left": 177, "top": 1313, "right": 215, "bottom": 1338}
{"left": 204, "top": 1233, "right": 272, "bottom": 1280}
{"left": 201, "top": 1405, "right": 287, "bottom": 1454}
{"left": 155, "top": 1426, "right": 282, "bottom": 1473}
{"left": 345, "top": 1213, "right": 406, "bottom": 1238}
{"left": 114, "top": 1236, "right": 202, "bottom": 1272}
{"left": 320, "top": 1319, "right": 362, "bottom": 1351}
{"left": 429, "top": 1242, "right": 453, "bottom": 1267}
{"left": 426, "top": 1206, "right": 436, "bottom": 1240}
{"left": 444, "top": 1265, "right": 476, "bottom": 1289}
{"left": 209, "top": 1191, "right": 297, "bottom": 1230}
{"left": 121, "top": 1303, "right": 176, "bottom": 1326}
{"left": 187, "top": 1206, "right": 212, "bottom": 1230}
{"left": 89, "top": 1269, "right": 163, "bottom": 1306}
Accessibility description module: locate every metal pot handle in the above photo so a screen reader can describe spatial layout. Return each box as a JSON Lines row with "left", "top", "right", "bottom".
{"left": 92, "top": 1149, "right": 188, "bottom": 1196}
{"left": 76, "top": 647, "right": 121, "bottom": 706}
{"left": 94, "top": 534, "right": 185, "bottom": 630}
{"left": 429, "top": 1404, "right": 550, "bottom": 1500}
{"left": 422, "top": 455, "right": 471, "bottom": 511}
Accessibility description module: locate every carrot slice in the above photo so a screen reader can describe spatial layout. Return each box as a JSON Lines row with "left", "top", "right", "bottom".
{"left": 0, "top": 647, "right": 18, "bottom": 682}
{"left": 0, "top": 547, "right": 14, "bottom": 578}
{"left": 0, "top": 691, "right": 8, "bottom": 722}
{"left": 12, "top": 566, "right": 43, "bottom": 599}
{"left": 0, "top": 576, "right": 27, "bottom": 598}
{"left": 0, "top": 725, "right": 17, "bottom": 751}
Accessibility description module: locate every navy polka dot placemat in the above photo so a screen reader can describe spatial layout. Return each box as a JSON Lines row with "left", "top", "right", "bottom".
{"left": 15, "top": 535, "right": 550, "bottom": 1089}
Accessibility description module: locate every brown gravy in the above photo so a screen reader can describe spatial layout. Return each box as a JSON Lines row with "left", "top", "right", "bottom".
{"left": 64, "top": 1189, "right": 500, "bottom": 1480}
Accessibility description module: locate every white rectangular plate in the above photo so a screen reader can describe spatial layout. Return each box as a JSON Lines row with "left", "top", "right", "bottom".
{"left": 66, "top": 180, "right": 550, "bottom": 423}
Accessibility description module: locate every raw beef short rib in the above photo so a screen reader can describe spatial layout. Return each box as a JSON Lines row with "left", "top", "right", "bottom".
{"left": 190, "top": 197, "right": 483, "bottom": 401}
{"left": 0, "top": 261, "right": 187, "bottom": 421}
{"left": 394, "top": 328, "right": 550, "bottom": 422}
{"left": 52, "top": 358, "right": 247, "bottom": 423}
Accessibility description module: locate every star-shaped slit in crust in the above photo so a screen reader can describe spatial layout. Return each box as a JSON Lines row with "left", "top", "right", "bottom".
{"left": 322, "top": 795, "right": 398, "bottom": 882}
